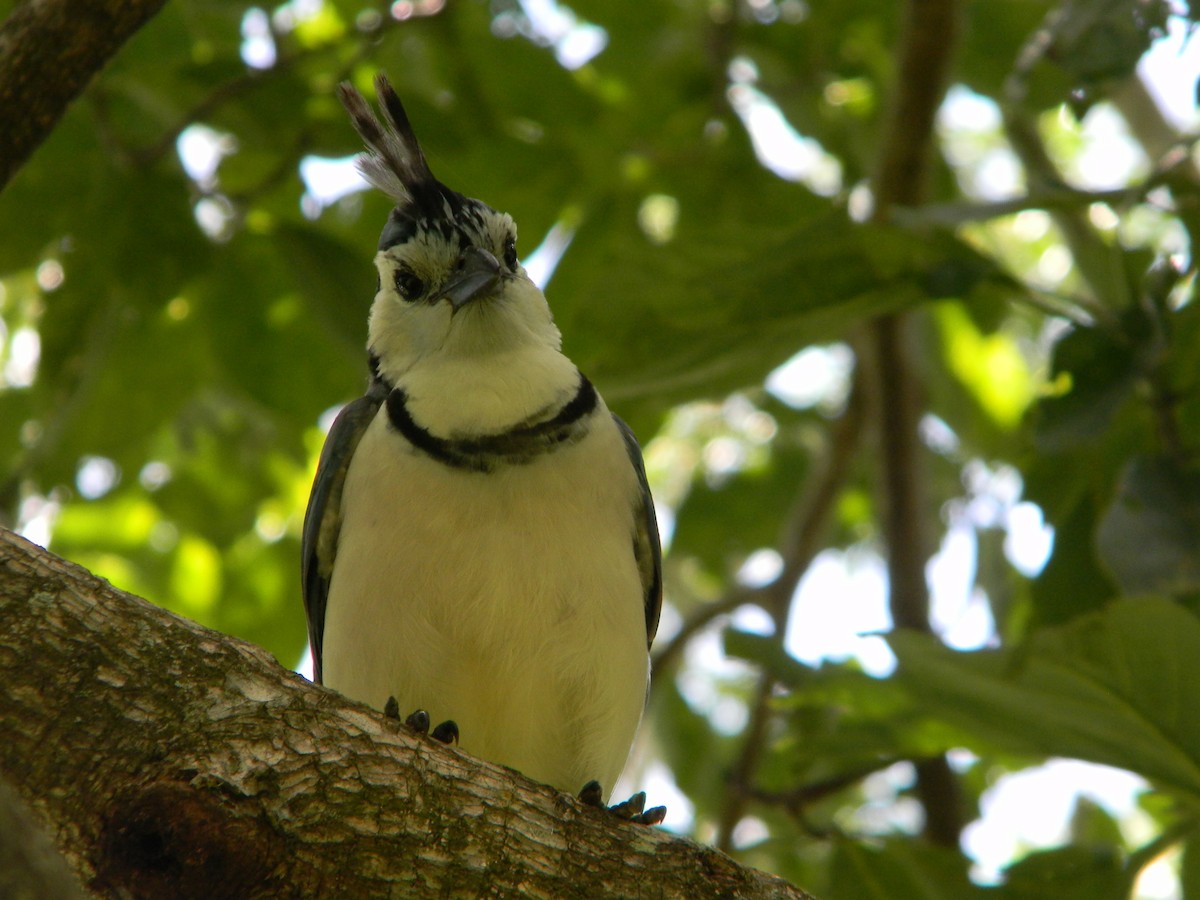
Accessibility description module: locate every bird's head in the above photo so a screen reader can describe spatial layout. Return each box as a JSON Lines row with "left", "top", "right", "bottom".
{"left": 339, "top": 75, "right": 561, "bottom": 385}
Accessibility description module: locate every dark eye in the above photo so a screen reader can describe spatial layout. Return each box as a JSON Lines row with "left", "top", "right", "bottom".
{"left": 393, "top": 267, "right": 425, "bottom": 301}
{"left": 503, "top": 236, "right": 518, "bottom": 272}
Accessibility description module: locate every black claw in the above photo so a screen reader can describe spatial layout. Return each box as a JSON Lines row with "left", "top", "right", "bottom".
{"left": 608, "top": 791, "right": 647, "bottom": 819}
{"left": 578, "top": 780, "right": 605, "bottom": 808}
{"left": 384, "top": 696, "right": 401, "bottom": 720}
{"left": 579, "top": 781, "right": 666, "bottom": 827}
{"left": 633, "top": 806, "right": 667, "bottom": 826}
{"left": 431, "top": 720, "right": 459, "bottom": 744}
{"left": 404, "top": 709, "right": 430, "bottom": 734}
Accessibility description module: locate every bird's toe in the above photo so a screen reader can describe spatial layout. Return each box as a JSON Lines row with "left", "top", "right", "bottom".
{"left": 577, "top": 782, "right": 665, "bottom": 827}
{"left": 431, "top": 720, "right": 459, "bottom": 744}
{"left": 404, "top": 708, "right": 431, "bottom": 734}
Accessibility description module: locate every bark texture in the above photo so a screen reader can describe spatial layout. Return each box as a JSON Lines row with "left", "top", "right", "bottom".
{"left": 0, "top": 0, "right": 169, "bottom": 190}
{"left": 0, "top": 528, "right": 811, "bottom": 899}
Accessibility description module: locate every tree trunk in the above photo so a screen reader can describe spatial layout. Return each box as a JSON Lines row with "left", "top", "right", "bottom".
{"left": 0, "top": 528, "right": 812, "bottom": 899}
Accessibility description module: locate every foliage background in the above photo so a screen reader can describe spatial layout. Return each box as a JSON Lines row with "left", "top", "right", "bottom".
{"left": 1, "top": 0, "right": 1199, "bottom": 896}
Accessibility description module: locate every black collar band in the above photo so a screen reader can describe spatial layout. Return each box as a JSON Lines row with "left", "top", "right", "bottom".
{"left": 386, "top": 375, "right": 598, "bottom": 472}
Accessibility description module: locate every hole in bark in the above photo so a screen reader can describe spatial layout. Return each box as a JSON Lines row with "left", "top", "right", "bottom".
{"left": 123, "top": 819, "right": 173, "bottom": 873}
{"left": 96, "top": 779, "right": 280, "bottom": 899}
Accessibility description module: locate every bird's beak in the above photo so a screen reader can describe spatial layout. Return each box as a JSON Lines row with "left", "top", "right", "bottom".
{"left": 440, "top": 247, "right": 502, "bottom": 311}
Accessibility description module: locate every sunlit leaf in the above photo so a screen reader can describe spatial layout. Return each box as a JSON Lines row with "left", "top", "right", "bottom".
{"left": 936, "top": 302, "right": 1035, "bottom": 430}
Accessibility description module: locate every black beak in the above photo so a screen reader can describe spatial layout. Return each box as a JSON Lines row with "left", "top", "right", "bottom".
{"left": 441, "top": 247, "right": 501, "bottom": 311}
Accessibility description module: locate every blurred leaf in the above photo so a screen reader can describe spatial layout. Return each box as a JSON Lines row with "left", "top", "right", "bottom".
{"left": 1097, "top": 455, "right": 1200, "bottom": 595}
{"left": 1032, "top": 324, "right": 1139, "bottom": 455}
{"left": 958, "top": 0, "right": 1055, "bottom": 100}
{"left": 935, "top": 302, "right": 1036, "bottom": 431}
{"left": 171, "top": 532, "right": 223, "bottom": 615}
{"left": 648, "top": 680, "right": 736, "bottom": 820}
{"left": 998, "top": 845, "right": 1129, "bottom": 900}
{"left": 830, "top": 838, "right": 988, "bottom": 900}
{"left": 275, "top": 224, "right": 374, "bottom": 362}
{"left": 1029, "top": 495, "right": 1117, "bottom": 627}
{"left": 1067, "top": 796, "right": 1125, "bottom": 848}
{"left": 892, "top": 598, "right": 1200, "bottom": 804}
{"left": 1182, "top": 834, "right": 1200, "bottom": 900}
{"left": 671, "top": 420, "right": 813, "bottom": 576}
{"left": 724, "top": 630, "right": 812, "bottom": 688}
{"left": 1049, "top": 0, "right": 1172, "bottom": 113}
{"left": 725, "top": 632, "right": 939, "bottom": 775}
{"left": 52, "top": 494, "right": 164, "bottom": 551}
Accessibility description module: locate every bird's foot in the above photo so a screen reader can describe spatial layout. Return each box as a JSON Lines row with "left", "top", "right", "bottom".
{"left": 384, "top": 697, "right": 459, "bottom": 744}
{"left": 578, "top": 780, "right": 666, "bottom": 826}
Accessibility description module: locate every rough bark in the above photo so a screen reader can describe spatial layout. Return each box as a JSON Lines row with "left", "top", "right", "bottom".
{"left": 0, "top": 0, "right": 169, "bottom": 191}
{"left": 0, "top": 528, "right": 811, "bottom": 899}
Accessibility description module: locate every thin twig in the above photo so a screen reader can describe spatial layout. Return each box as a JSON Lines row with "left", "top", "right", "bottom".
{"left": 715, "top": 678, "right": 777, "bottom": 852}
{"left": 745, "top": 759, "right": 903, "bottom": 812}
{"left": 890, "top": 143, "right": 1199, "bottom": 228}
{"left": 652, "top": 586, "right": 754, "bottom": 677}
{"left": 713, "top": 374, "right": 866, "bottom": 852}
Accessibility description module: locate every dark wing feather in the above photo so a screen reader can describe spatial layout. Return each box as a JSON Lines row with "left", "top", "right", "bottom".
{"left": 301, "top": 389, "right": 386, "bottom": 683}
{"left": 613, "top": 415, "right": 663, "bottom": 646}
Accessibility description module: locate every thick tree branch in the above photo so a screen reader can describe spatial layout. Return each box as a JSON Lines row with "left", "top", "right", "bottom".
{"left": 0, "top": 528, "right": 811, "bottom": 899}
{"left": 0, "top": 0, "right": 169, "bottom": 191}
{"left": 867, "top": 0, "right": 965, "bottom": 848}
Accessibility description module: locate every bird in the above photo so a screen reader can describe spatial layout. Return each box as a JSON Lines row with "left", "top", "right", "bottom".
{"left": 301, "top": 73, "right": 663, "bottom": 823}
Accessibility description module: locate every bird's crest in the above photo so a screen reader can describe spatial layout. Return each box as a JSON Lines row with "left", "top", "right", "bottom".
{"left": 339, "top": 74, "right": 470, "bottom": 248}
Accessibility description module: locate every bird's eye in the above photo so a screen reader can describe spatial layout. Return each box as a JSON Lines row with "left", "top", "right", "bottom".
{"left": 393, "top": 267, "right": 425, "bottom": 301}
{"left": 503, "top": 236, "right": 518, "bottom": 272}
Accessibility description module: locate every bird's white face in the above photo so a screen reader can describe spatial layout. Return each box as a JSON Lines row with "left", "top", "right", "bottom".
{"left": 367, "top": 204, "right": 562, "bottom": 385}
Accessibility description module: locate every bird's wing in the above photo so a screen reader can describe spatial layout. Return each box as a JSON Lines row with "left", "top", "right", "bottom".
{"left": 613, "top": 415, "right": 663, "bottom": 647}
{"left": 301, "top": 389, "right": 386, "bottom": 684}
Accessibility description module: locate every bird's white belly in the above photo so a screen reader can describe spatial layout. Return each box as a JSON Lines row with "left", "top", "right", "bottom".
{"left": 322, "top": 409, "right": 649, "bottom": 797}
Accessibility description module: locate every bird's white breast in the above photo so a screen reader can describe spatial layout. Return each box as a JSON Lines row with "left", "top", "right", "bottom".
{"left": 321, "top": 398, "right": 649, "bottom": 798}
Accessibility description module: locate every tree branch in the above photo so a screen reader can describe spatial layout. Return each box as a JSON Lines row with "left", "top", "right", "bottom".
{"left": 0, "top": 0, "right": 169, "bottom": 191}
{"left": 0, "top": 528, "right": 811, "bottom": 899}
{"left": 890, "top": 144, "right": 1198, "bottom": 228}
{"left": 866, "top": 0, "right": 966, "bottom": 848}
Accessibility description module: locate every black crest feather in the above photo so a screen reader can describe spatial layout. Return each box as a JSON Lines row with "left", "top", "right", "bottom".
{"left": 337, "top": 74, "right": 449, "bottom": 223}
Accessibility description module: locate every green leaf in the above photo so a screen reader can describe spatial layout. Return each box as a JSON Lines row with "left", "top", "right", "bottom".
{"left": 1033, "top": 325, "right": 1138, "bottom": 455}
{"left": 891, "top": 598, "right": 1200, "bottom": 804}
{"left": 935, "top": 302, "right": 1036, "bottom": 431}
{"left": 1050, "top": 0, "right": 1172, "bottom": 112}
{"left": 998, "top": 845, "right": 1129, "bottom": 900}
{"left": 1182, "top": 834, "right": 1200, "bottom": 900}
{"left": 1028, "top": 495, "right": 1117, "bottom": 627}
{"left": 1097, "top": 455, "right": 1200, "bottom": 595}
{"left": 831, "top": 838, "right": 988, "bottom": 900}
